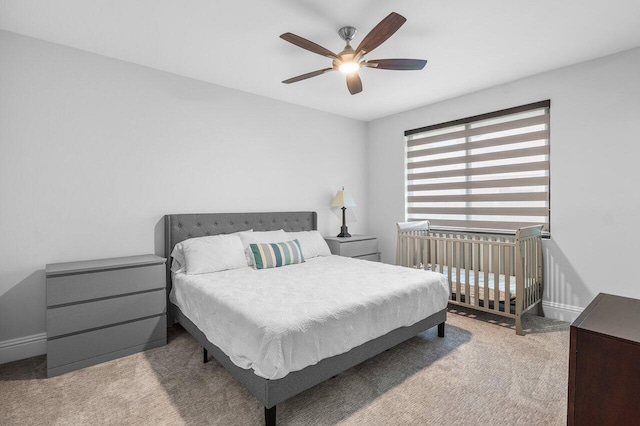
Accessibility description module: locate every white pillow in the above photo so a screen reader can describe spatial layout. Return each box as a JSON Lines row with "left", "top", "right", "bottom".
{"left": 286, "top": 231, "right": 332, "bottom": 259}
{"left": 238, "top": 230, "right": 290, "bottom": 265}
{"left": 171, "top": 230, "right": 252, "bottom": 274}
{"left": 179, "top": 234, "right": 247, "bottom": 275}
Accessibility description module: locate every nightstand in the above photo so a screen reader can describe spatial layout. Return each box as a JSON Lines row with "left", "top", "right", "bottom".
{"left": 324, "top": 235, "right": 380, "bottom": 261}
{"left": 45, "top": 254, "right": 167, "bottom": 377}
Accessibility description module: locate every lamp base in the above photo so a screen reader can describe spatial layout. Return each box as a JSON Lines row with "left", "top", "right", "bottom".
{"left": 337, "top": 226, "right": 351, "bottom": 238}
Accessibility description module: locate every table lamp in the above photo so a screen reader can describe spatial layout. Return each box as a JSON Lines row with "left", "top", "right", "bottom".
{"left": 331, "top": 187, "right": 356, "bottom": 238}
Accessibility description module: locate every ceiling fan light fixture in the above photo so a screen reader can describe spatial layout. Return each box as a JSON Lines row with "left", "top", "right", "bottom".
{"left": 338, "top": 62, "right": 360, "bottom": 73}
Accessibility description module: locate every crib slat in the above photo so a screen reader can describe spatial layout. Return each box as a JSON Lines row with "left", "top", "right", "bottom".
{"left": 537, "top": 238, "right": 542, "bottom": 302}
{"left": 505, "top": 243, "right": 511, "bottom": 313}
{"left": 533, "top": 239, "right": 540, "bottom": 302}
{"left": 529, "top": 238, "right": 534, "bottom": 308}
{"left": 402, "top": 236, "right": 406, "bottom": 267}
{"left": 483, "top": 242, "right": 489, "bottom": 307}
{"left": 493, "top": 241, "right": 500, "bottom": 313}
{"left": 405, "top": 238, "right": 413, "bottom": 267}
{"left": 414, "top": 235, "right": 417, "bottom": 267}
{"left": 425, "top": 238, "right": 430, "bottom": 270}
{"left": 519, "top": 239, "right": 523, "bottom": 306}
{"left": 531, "top": 239, "right": 535, "bottom": 303}
{"left": 403, "top": 236, "right": 407, "bottom": 267}
{"left": 524, "top": 239, "right": 529, "bottom": 308}
{"left": 526, "top": 239, "right": 532, "bottom": 308}
{"left": 537, "top": 237, "right": 543, "bottom": 304}
{"left": 460, "top": 238, "right": 465, "bottom": 304}
{"left": 474, "top": 241, "right": 480, "bottom": 307}
{"left": 455, "top": 240, "right": 461, "bottom": 303}
{"left": 404, "top": 238, "right": 413, "bottom": 267}
{"left": 403, "top": 235, "right": 407, "bottom": 267}
{"left": 524, "top": 238, "right": 529, "bottom": 308}
{"left": 436, "top": 237, "right": 440, "bottom": 271}
{"left": 430, "top": 238, "right": 436, "bottom": 272}
{"left": 447, "top": 239, "right": 453, "bottom": 299}
{"left": 414, "top": 234, "right": 417, "bottom": 267}
{"left": 435, "top": 237, "right": 440, "bottom": 273}
{"left": 464, "top": 238, "right": 471, "bottom": 305}
{"left": 533, "top": 239, "right": 536, "bottom": 306}
{"left": 528, "top": 239, "right": 533, "bottom": 308}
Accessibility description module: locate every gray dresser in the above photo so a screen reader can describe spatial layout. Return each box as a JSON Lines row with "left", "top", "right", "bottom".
{"left": 324, "top": 235, "right": 381, "bottom": 261}
{"left": 45, "top": 254, "right": 167, "bottom": 377}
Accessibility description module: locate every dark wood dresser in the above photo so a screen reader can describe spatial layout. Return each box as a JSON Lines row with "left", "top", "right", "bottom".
{"left": 568, "top": 293, "right": 640, "bottom": 425}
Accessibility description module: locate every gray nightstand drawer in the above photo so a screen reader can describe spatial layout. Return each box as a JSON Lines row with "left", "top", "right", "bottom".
{"left": 47, "top": 315, "right": 166, "bottom": 370}
{"left": 325, "top": 235, "right": 381, "bottom": 260}
{"left": 47, "top": 264, "right": 164, "bottom": 306}
{"left": 338, "top": 239, "right": 378, "bottom": 257}
{"left": 353, "top": 253, "right": 381, "bottom": 262}
{"left": 47, "top": 289, "right": 166, "bottom": 338}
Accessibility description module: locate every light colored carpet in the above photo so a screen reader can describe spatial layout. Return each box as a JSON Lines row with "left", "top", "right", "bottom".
{"left": 0, "top": 307, "right": 569, "bottom": 425}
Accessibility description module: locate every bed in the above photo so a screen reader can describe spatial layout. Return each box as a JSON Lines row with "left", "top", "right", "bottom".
{"left": 165, "top": 212, "right": 449, "bottom": 425}
{"left": 396, "top": 223, "right": 544, "bottom": 335}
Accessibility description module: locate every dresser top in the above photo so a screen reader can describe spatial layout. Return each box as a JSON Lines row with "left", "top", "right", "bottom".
{"left": 572, "top": 293, "right": 640, "bottom": 344}
{"left": 46, "top": 254, "right": 166, "bottom": 277}
{"left": 324, "top": 235, "right": 376, "bottom": 243}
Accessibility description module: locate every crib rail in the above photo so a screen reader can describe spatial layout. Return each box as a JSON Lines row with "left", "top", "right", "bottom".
{"left": 397, "top": 225, "right": 544, "bottom": 335}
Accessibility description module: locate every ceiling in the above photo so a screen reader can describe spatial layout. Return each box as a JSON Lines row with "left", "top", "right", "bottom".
{"left": 2, "top": 0, "right": 640, "bottom": 121}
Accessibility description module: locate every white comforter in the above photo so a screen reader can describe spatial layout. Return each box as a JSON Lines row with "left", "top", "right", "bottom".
{"left": 170, "top": 255, "right": 449, "bottom": 379}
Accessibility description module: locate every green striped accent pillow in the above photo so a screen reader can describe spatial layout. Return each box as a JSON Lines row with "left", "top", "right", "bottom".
{"left": 250, "top": 239, "right": 305, "bottom": 270}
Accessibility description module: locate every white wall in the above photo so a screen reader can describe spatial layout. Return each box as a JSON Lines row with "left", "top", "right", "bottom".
{"left": 0, "top": 30, "right": 367, "bottom": 360}
{"left": 367, "top": 46, "right": 640, "bottom": 321}
{"left": 3, "top": 27, "right": 638, "bottom": 363}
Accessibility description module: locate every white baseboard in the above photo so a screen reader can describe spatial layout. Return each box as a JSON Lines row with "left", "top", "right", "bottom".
{"left": 0, "top": 332, "right": 47, "bottom": 365}
{"left": 541, "top": 300, "right": 583, "bottom": 323}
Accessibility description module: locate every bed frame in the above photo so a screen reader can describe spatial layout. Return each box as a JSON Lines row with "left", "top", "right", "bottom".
{"left": 397, "top": 224, "right": 544, "bottom": 335}
{"left": 165, "top": 212, "right": 446, "bottom": 426}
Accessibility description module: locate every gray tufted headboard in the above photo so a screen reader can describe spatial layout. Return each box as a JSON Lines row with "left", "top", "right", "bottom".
{"left": 164, "top": 211, "right": 317, "bottom": 301}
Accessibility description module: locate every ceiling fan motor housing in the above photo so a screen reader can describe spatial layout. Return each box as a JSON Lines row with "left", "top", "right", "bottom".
{"left": 333, "top": 44, "right": 357, "bottom": 70}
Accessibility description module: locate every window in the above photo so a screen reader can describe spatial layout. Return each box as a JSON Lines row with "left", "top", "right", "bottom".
{"left": 405, "top": 100, "right": 550, "bottom": 233}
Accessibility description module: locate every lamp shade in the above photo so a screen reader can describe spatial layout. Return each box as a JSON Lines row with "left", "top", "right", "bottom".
{"left": 331, "top": 187, "right": 356, "bottom": 207}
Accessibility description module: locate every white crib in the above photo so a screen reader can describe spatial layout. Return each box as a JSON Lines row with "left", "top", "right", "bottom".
{"left": 397, "top": 222, "right": 544, "bottom": 335}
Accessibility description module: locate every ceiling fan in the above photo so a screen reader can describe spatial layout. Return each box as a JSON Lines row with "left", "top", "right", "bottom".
{"left": 280, "top": 12, "right": 427, "bottom": 95}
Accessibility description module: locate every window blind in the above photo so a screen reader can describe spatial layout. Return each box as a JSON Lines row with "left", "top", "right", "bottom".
{"left": 405, "top": 100, "right": 550, "bottom": 233}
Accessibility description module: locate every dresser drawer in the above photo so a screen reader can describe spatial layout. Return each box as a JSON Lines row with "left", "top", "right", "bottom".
{"left": 339, "top": 238, "right": 378, "bottom": 257}
{"left": 47, "top": 289, "right": 166, "bottom": 338}
{"left": 47, "top": 264, "right": 165, "bottom": 306}
{"left": 47, "top": 315, "right": 166, "bottom": 369}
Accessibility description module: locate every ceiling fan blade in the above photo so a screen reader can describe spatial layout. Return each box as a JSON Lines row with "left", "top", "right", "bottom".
{"left": 346, "top": 73, "right": 363, "bottom": 95}
{"left": 280, "top": 33, "right": 339, "bottom": 59}
{"left": 282, "top": 68, "right": 334, "bottom": 84}
{"left": 355, "top": 12, "right": 407, "bottom": 57}
{"left": 364, "top": 59, "right": 427, "bottom": 70}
